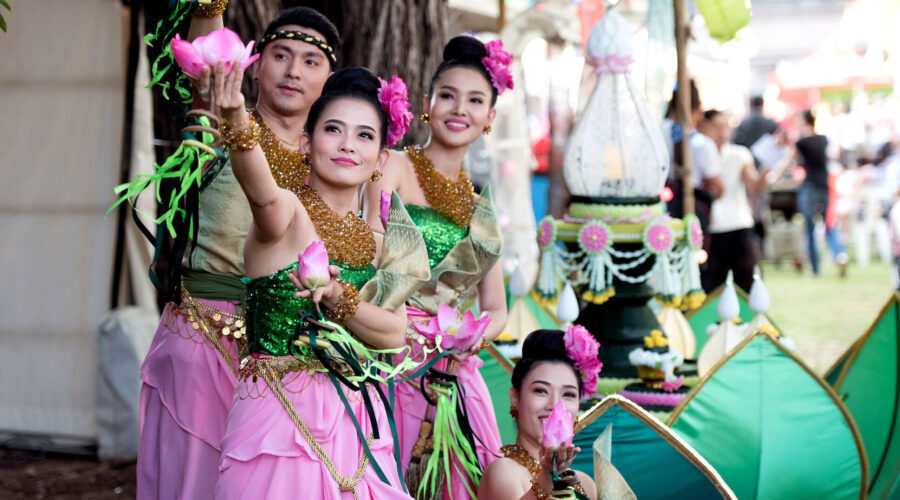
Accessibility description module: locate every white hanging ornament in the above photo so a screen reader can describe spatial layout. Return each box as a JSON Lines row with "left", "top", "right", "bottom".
{"left": 698, "top": 271, "right": 743, "bottom": 376}
{"left": 748, "top": 267, "right": 770, "bottom": 314}
{"left": 557, "top": 283, "right": 580, "bottom": 326}
{"left": 508, "top": 265, "right": 529, "bottom": 298}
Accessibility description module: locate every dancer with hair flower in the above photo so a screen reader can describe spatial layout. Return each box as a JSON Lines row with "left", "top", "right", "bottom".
{"left": 136, "top": 7, "right": 342, "bottom": 498}
{"left": 477, "top": 328, "right": 602, "bottom": 500}
{"left": 211, "top": 57, "right": 427, "bottom": 498}
{"left": 366, "top": 35, "right": 515, "bottom": 499}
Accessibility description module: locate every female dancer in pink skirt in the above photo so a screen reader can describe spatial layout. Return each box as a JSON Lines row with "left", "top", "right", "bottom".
{"left": 367, "top": 35, "right": 514, "bottom": 498}
{"left": 137, "top": 7, "right": 340, "bottom": 498}
{"left": 212, "top": 57, "right": 427, "bottom": 499}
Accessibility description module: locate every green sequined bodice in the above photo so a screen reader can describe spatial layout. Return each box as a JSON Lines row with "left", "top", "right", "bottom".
{"left": 405, "top": 204, "right": 469, "bottom": 269}
{"left": 243, "top": 260, "right": 375, "bottom": 357}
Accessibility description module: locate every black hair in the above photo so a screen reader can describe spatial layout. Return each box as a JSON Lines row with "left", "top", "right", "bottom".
{"left": 750, "top": 96, "right": 764, "bottom": 109}
{"left": 802, "top": 109, "right": 816, "bottom": 128}
{"left": 305, "top": 67, "right": 388, "bottom": 148}
{"left": 511, "top": 330, "right": 583, "bottom": 396}
{"left": 703, "top": 109, "right": 722, "bottom": 122}
{"left": 666, "top": 79, "right": 701, "bottom": 117}
{"left": 263, "top": 7, "right": 340, "bottom": 69}
{"left": 428, "top": 36, "right": 498, "bottom": 106}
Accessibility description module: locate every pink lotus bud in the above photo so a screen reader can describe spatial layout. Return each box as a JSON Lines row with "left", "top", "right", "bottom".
{"left": 542, "top": 400, "right": 574, "bottom": 449}
{"left": 298, "top": 241, "right": 330, "bottom": 290}
{"left": 171, "top": 35, "right": 206, "bottom": 79}
{"left": 379, "top": 190, "right": 391, "bottom": 229}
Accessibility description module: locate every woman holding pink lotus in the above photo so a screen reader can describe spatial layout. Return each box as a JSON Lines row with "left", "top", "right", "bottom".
{"left": 136, "top": 7, "right": 341, "bottom": 499}
{"left": 477, "top": 328, "right": 600, "bottom": 500}
{"left": 365, "top": 35, "right": 513, "bottom": 498}
{"left": 212, "top": 59, "right": 431, "bottom": 499}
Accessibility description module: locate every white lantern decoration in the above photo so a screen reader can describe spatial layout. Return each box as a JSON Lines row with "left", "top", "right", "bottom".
{"left": 564, "top": 9, "right": 669, "bottom": 198}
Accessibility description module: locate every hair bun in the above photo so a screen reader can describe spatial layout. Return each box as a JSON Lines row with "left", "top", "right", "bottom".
{"left": 322, "top": 67, "right": 380, "bottom": 98}
{"left": 442, "top": 35, "right": 487, "bottom": 64}
{"left": 521, "top": 329, "right": 568, "bottom": 361}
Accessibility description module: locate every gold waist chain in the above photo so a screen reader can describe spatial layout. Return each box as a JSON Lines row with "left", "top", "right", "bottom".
{"left": 258, "top": 361, "right": 373, "bottom": 499}
{"left": 169, "top": 288, "right": 248, "bottom": 375}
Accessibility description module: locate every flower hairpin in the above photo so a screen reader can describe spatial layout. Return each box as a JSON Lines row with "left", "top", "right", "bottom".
{"left": 377, "top": 76, "right": 414, "bottom": 147}
{"left": 481, "top": 40, "right": 514, "bottom": 95}
{"left": 563, "top": 324, "right": 602, "bottom": 398}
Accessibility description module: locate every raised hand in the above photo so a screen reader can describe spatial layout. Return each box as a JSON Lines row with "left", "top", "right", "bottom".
{"left": 213, "top": 61, "right": 246, "bottom": 123}
{"left": 288, "top": 265, "right": 342, "bottom": 304}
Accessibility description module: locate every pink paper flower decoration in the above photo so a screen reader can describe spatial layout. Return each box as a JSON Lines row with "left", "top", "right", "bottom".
{"left": 377, "top": 76, "right": 413, "bottom": 147}
{"left": 413, "top": 305, "right": 490, "bottom": 351}
{"left": 579, "top": 223, "right": 610, "bottom": 254}
{"left": 661, "top": 375, "right": 685, "bottom": 393}
{"left": 563, "top": 325, "right": 602, "bottom": 398}
{"left": 537, "top": 218, "right": 556, "bottom": 248}
{"left": 297, "top": 241, "right": 330, "bottom": 290}
{"left": 644, "top": 222, "right": 674, "bottom": 254}
{"left": 541, "top": 400, "right": 574, "bottom": 449}
{"left": 170, "top": 28, "right": 259, "bottom": 80}
{"left": 379, "top": 190, "right": 391, "bottom": 230}
{"left": 482, "top": 40, "right": 514, "bottom": 95}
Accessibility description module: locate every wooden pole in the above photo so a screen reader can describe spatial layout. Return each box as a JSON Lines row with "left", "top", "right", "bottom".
{"left": 498, "top": 0, "right": 506, "bottom": 32}
{"left": 674, "top": 0, "right": 694, "bottom": 215}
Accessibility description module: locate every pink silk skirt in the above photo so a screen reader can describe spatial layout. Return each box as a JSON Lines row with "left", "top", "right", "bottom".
{"left": 394, "top": 307, "right": 502, "bottom": 499}
{"left": 214, "top": 363, "right": 412, "bottom": 499}
{"left": 137, "top": 299, "right": 241, "bottom": 499}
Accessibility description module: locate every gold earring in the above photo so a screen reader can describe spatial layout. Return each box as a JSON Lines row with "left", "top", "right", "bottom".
{"left": 482, "top": 124, "right": 492, "bottom": 135}
{"left": 509, "top": 405, "right": 518, "bottom": 420}
{"left": 301, "top": 153, "right": 311, "bottom": 168}
{"left": 420, "top": 112, "right": 430, "bottom": 124}
{"left": 369, "top": 171, "right": 382, "bottom": 182}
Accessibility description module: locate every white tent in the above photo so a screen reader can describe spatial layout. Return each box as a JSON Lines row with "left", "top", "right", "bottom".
{"left": 0, "top": 0, "right": 149, "bottom": 451}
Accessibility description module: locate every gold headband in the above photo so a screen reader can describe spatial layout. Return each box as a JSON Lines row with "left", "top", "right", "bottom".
{"left": 256, "top": 30, "right": 337, "bottom": 63}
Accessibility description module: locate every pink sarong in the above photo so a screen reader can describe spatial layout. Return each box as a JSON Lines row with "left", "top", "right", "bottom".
{"left": 395, "top": 307, "right": 502, "bottom": 499}
{"left": 215, "top": 364, "right": 412, "bottom": 499}
{"left": 137, "top": 300, "right": 241, "bottom": 499}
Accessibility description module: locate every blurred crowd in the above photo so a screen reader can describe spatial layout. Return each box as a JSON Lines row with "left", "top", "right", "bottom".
{"left": 663, "top": 82, "right": 900, "bottom": 292}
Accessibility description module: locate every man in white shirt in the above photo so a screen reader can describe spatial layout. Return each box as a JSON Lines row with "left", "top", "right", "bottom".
{"left": 699, "top": 110, "right": 771, "bottom": 292}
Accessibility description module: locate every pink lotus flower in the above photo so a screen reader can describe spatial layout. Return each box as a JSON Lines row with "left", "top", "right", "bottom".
{"left": 481, "top": 40, "right": 514, "bottom": 94}
{"left": 377, "top": 76, "right": 413, "bottom": 147}
{"left": 413, "top": 305, "right": 490, "bottom": 351}
{"left": 541, "top": 400, "right": 574, "bottom": 449}
{"left": 297, "top": 241, "right": 330, "bottom": 290}
{"left": 170, "top": 27, "right": 259, "bottom": 80}
{"left": 379, "top": 190, "right": 391, "bottom": 229}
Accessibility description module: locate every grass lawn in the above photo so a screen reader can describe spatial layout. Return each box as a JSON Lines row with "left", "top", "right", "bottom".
{"left": 760, "top": 259, "right": 895, "bottom": 373}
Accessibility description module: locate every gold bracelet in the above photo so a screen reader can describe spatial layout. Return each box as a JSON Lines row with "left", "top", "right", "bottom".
{"left": 195, "top": 0, "right": 227, "bottom": 18}
{"left": 324, "top": 279, "right": 360, "bottom": 322}
{"left": 220, "top": 118, "right": 260, "bottom": 152}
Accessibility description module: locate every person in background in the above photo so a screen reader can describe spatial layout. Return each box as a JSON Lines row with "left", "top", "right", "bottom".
{"left": 732, "top": 95, "right": 781, "bottom": 255}
{"left": 662, "top": 80, "right": 723, "bottom": 245}
{"left": 699, "top": 110, "right": 771, "bottom": 292}
{"left": 772, "top": 110, "right": 831, "bottom": 276}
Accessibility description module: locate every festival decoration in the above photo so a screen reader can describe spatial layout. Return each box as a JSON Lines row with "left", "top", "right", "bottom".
{"left": 670, "top": 333, "right": 868, "bottom": 500}
{"left": 572, "top": 396, "right": 736, "bottom": 499}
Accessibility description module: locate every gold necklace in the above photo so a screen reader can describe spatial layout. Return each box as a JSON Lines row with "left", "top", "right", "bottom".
{"left": 500, "top": 444, "right": 585, "bottom": 499}
{"left": 406, "top": 145, "right": 475, "bottom": 227}
{"left": 250, "top": 108, "right": 309, "bottom": 193}
{"left": 295, "top": 184, "right": 375, "bottom": 267}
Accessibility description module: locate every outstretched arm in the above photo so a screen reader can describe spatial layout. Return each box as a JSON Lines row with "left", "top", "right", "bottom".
{"left": 215, "top": 62, "right": 296, "bottom": 242}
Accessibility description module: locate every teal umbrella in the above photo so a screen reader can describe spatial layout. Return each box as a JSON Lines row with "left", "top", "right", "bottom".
{"left": 669, "top": 332, "right": 867, "bottom": 499}
{"left": 571, "top": 395, "right": 735, "bottom": 499}
{"left": 832, "top": 292, "right": 900, "bottom": 498}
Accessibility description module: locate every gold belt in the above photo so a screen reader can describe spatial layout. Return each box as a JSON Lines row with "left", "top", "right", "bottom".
{"left": 239, "top": 355, "right": 356, "bottom": 380}
{"left": 174, "top": 289, "right": 246, "bottom": 340}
